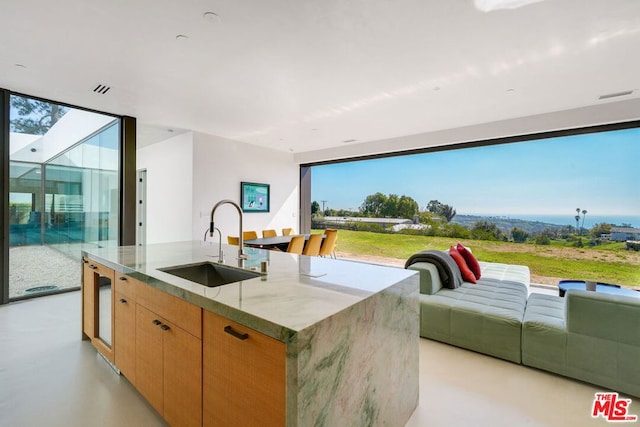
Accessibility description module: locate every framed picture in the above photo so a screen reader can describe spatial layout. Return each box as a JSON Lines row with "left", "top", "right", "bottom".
{"left": 240, "top": 182, "right": 270, "bottom": 213}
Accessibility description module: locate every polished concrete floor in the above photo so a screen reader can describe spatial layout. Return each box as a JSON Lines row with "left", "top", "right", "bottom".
{"left": 0, "top": 291, "right": 635, "bottom": 426}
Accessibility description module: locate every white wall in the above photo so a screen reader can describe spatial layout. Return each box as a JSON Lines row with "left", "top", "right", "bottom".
{"left": 192, "top": 132, "right": 298, "bottom": 242}
{"left": 137, "top": 131, "right": 194, "bottom": 244}
{"left": 137, "top": 130, "right": 298, "bottom": 245}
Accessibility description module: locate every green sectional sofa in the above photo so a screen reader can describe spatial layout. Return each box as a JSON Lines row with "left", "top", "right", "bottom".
{"left": 408, "top": 257, "right": 640, "bottom": 397}
{"left": 523, "top": 290, "right": 640, "bottom": 398}
{"left": 407, "top": 260, "right": 529, "bottom": 363}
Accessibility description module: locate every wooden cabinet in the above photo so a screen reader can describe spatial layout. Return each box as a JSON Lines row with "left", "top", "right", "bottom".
{"left": 203, "top": 310, "right": 286, "bottom": 427}
{"left": 114, "top": 274, "right": 137, "bottom": 382}
{"left": 82, "top": 258, "right": 115, "bottom": 363}
{"left": 135, "top": 283, "right": 202, "bottom": 427}
{"left": 82, "top": 257, "right": 288, "bottom": 427}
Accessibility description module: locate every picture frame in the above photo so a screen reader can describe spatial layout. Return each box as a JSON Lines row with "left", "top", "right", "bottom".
{"left": 240, "top": 182, "right": 270, "bottom": 213}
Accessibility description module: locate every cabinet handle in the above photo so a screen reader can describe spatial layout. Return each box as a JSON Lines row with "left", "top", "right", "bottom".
{"left": 224, "top": 325, "right": 249, "bottom": 341}
{"left": 88, "top": 264, "right": 97, "bottom": 270}
{"left": 160, "top": 324, "right": 170, "bottom": 331}
{"left": 119, "top": 298, "right": 127, "bottom": 304}
{"left": 118, "top": 276, "right": 127, "bottom": 281}
{"left": 152, "top": 319, "right": 162, "bottom": 325}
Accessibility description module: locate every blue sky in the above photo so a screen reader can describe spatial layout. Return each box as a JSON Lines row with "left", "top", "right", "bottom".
{"left": 311, "top": 127, "right": 640, "bottom": 217}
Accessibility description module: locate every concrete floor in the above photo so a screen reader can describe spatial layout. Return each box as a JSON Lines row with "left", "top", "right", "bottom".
{"left": 0, "top": 291, "right": 634, "bottom": 426}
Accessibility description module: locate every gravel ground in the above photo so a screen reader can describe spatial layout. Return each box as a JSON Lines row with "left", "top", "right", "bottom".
{"left": 9, "top": 246, "right": 81, "bottom": 298}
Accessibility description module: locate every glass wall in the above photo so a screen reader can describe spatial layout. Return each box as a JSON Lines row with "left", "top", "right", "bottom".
{"left": 8, "top": 94, "right": 120, "bottom": 299}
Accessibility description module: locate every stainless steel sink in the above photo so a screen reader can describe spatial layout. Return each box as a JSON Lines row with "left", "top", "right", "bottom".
{"left": 159, "top": 262, "right": 261, "bottom": 287}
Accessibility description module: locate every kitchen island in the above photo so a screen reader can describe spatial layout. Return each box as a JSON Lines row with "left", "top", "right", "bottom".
{"left": 82, "top": 240, "right": 419, "bottom": 426}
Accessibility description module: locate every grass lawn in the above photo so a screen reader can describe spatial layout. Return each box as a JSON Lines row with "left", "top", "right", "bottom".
{"left": 317, "top": 230, "right": 640, "bottom": 289}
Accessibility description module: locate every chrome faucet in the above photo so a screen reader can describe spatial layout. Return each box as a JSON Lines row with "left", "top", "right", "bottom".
{"left": 210, "top": 199, "right": 247, "bottom": 260}
{"left": 203, "top": 226, "right": 224, "bottom": 263}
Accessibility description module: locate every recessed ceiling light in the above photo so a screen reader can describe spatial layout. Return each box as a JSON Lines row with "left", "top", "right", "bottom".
{"left": 15, "top": 64, "right": 26, "bottom": 68}
{"left": 506, "top": 88, "right": 515, "bottom": 93}
{"left": 474, "top": 0, "right": 544, "bottom": 12}
{"left": 343, "top": 139, "right": 357, "bottom": 143}
{"left": 167, "top": 129, "right": 174, "bottom": 133}
{"left": 203, "top": 12, "right": 220, "bottom": 23}
{"left": 176, "top": 34, "right": 189, "bottom": 41}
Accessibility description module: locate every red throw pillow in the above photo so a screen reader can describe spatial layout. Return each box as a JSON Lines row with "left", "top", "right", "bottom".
{"left": 456, "top": 242, "right": 482, "bottom": 280}
{"left": 448, "top": 246, "right": 477, "bottom": 283}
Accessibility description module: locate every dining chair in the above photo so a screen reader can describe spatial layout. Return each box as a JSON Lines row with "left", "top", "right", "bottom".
{"left": 282, "top": 228, "right": 293, "bottom": 236}
{"left": 318, "top": 229, "right": 338, "bottom": 258}
{"left": 286, "top": 235, "right": 305, "bottom": 255}
{"left": 242, "top": 230, "right": 258, "bottom": 240}
{"left": 227, "top": 236, "right": 239, "bottom": 245}
{"left": 302, "top": 234, "right": 323, "bottom": 256}
{"left": 262, "top": 229, "right": 277, "bottom": 238}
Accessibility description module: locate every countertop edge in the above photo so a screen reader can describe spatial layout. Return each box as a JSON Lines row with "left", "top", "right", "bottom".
{"left": 83, "top": 250, "right": 298, "bottom": 342}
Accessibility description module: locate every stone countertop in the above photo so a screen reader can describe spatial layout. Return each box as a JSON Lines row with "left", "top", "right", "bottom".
{"left": 83, "top": 240, "right": 417, "bottom": 342}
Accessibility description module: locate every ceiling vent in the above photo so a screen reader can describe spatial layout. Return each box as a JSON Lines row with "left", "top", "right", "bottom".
{"left": 598, "top": 90, "right": 633, "bottom": 100}
{"left": 93, "top": 84, "right": 111, "bottom": 95}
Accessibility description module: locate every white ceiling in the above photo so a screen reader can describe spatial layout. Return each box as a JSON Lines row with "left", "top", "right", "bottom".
{"left": 1, "top": 0, "right": 639, "bottom": 155}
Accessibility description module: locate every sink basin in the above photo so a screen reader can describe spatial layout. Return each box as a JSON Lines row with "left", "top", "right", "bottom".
{"left": 159, "top": 262, "right": 262, "bottom": 287}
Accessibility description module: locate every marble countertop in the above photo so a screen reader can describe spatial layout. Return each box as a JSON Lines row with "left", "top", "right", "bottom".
{"left": 83, "top": 240, "right": 417, "bottom": 341}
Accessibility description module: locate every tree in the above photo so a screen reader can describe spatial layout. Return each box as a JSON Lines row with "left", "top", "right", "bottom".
{"left": 382, "top": 194, "right": 399, "bottom": 217}
{"left": 511, "top": 227, "right": 529, "bottom": 243}
{"left": 590, "top": 222, "right": 612, "bottom": 238}
{"left": 534, "top": 234, "right": 551, "bottom": 245}
{"left": 311, "top": 201, "right": 320, "bottom": 215}
{"left": 397, "top": 195, "right": 419, "bottom": 219}
{"left": 360, "top": 192, "right": 387, "bottom": 217}
{"left": 426, "top": 200, "right": 457, "bottom": 222}
{"left": 581, "top": 209, "right": 588, "bottom": 233}
{"left": 10, "top": 95, "right": 68, "bottom": 135}
{"left": 471, "top": 220, "right": 504, "bottom": 241}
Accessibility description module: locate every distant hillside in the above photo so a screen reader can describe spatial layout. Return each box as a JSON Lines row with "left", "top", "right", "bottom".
{"left": 451, "top": 215, "right": 566, "bottom": 234}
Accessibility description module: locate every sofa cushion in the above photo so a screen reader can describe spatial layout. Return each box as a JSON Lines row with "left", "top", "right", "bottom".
{"left": 408, "top": 262, "right": 443, "bottom": 295}
{"left": 522, "top": 293, "right": 567, "bottom": 376}
{"left": 456, "top": 242, "right": 481, "bottom": 280}
{"left": 478, "top": 261, "right": 530, "bottom": 288}
{"left": 448, "top": 246, "right": 477, "bottom": 283}
{"left": 420, "top": 279, "right": 527, "bottom": 363}
{"left": 565, "top": 290, "right": 640, "bottom": 397}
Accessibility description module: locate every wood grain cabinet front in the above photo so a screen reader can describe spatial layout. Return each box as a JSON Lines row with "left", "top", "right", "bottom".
{"left": 135, "top": 295, "right": 202, "bottom": 427}
{"left": 114, "top": 290, "right": 136, "bottom": 383}
{"left": 203, "top": 310, "right": 286, "bottom": 427}
{"left": 82, "top": 258, "right": 115, "bottom": 363}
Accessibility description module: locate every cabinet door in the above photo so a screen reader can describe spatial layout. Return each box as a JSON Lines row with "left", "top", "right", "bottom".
{"left": 114, "top": 291, "right": 136, "bottom": 383}
{"left": 135, "top": 304, "right": 164, "bottom": 416}
{"left": 163, "top": 319, "right": 202, "bottom": 427}
{"left": 203, "top": 311, "right": 286, "bottom": 427}
{"left": 82, "top": 259, "right": 115, "bottom": 363}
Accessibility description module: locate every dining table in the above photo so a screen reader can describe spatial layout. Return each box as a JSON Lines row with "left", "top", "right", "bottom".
{"left": 244, "top": 234, "right": 318, "bottom": 252}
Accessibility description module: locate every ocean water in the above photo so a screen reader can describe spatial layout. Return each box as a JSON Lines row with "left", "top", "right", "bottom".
{"left": 481, "top": 214, "right": 640, "bottom": 229}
